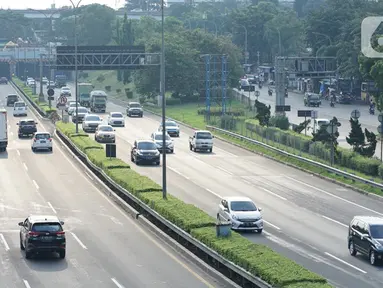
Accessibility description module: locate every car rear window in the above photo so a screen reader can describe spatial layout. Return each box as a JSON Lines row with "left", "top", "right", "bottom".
{"left": 196, "top": 132, "right": 212, "bottom": 139}
{"left": 35, "top": 134, "right": 50, "bottom": 140}
{"left": 8, "top": 95, "right": 17, "bottom": 100}
{"left": 111, "top": 113, "right": 123, "bottom": 118}
{"left": 20, "top": 120, "right": 35, "bottom": 125}
{"left": 15, "top": 102, "right": 26, "bottom": 107}
{"left": 32, "top": 222, "right": 62, "bottom": 232}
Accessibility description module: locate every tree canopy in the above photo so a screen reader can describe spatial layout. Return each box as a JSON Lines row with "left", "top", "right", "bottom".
{"left": 0, "top": 11, "right": 33, "bottom": 41}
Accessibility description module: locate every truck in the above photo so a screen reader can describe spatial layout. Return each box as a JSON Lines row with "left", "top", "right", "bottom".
{"left": 189, "top": 130, "right": 214, "bottom": 153}
{"left": 0, "top": 109, "right": 8, "bottom": 152}
{"left": 90, "top": 90, "right": 107, "bottom": 113}
{"left": 78, "top": 83, "right": 93, "bottom": 107}
{"left": 55, "top": 75, "right": 67, "bottom": 88}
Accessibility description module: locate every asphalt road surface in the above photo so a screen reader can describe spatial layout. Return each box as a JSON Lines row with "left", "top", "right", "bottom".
{"left": 37, "top": 82, "right": 383, "bottom": 287}
{"left": 233, "top": 86, "right": 383, "bottom": 158}
{"left": 0, "top": 83, "right": 228, "bottom": 288}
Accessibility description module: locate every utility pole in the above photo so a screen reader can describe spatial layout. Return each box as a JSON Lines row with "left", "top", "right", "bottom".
{"left": 275, "top": 56, "right": 285, "bottom": 115}
{"left": 38, "top": 54, "right": 44, "bottom": 102}
{"left": 257, "top": 51, "right": 260, "bottom": 69}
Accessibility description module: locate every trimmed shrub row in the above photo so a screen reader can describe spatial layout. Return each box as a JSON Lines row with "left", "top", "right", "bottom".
{"left": 12, "top": 77, "right": 57, "bottom": 115}
{"left": 245, "top": 119, "right": 383, "bottom": 177}
{"left": 197, "top": 107, "right": 245, "bottom": 116}
{"left": 55, "top": 120, "right": 332, "bottom": 288}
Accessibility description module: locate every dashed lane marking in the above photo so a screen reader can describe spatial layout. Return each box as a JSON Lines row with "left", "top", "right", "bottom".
{"left": 322, "top": 216, "right": 348, "bottom": 228}
{"left": 216, "top": 166, "right": 233, "bottom": 175}
{"left": 324, "top": 252, "right": 367, "bottom": 274}
{"left": 23, "top": 163, "right": 28, "bottom": 171}
{"left": 32, "top": 180, "right": 39, "bottom": 190}
{"left": 70, "top": 232, "right": 87, "bottom": 249}
{"left": 111, "top": 278, "right": 125, "bottom": 288}
{"left": 47, "top": 202, "right": 57, "bottom": 214}
{"left": 168, "top": 166, "right": 190, "bottom": 180}
{"left": 23, "top": 280, "right": 31, "bottom": 288}
{"left": 0, "top": 233, "right": 10, "bottom": 251}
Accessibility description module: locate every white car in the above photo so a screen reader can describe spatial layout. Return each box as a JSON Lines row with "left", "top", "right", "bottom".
{"left": 82, "top": 114, "right": 103, "bottom": 133}
{"left": 47, "top": 81, "right": 55, "bottom": 89}
{"left": 108, "top": 112, "right": 125, "bottom": 127}
{"left": 31, "top": 132, "right": 53, "bottom": 152}
{"left": 158, "top": 120, "right": 180, "bottom": 137}
{"left": 26, "top": 78, "right": 34, "bottom": 86}
{"left": 94, "top": 125, "right": 116, "bottom": 143}
{"left": 217, "top": 196, "right": 263, "bottom": 233}
{"left": 13, "top": 101, "right": 27, "bottom": 116}
{"left": 67, "top": 103, "right": 84, "bottom": 115}
{"left": 151, "top": 131, "right": 174, "bottom": 153}
{"left": 60, "top": 87, "right": 71, "bottom": 96}
{"left": 27, "top": 79, "right": 36, "bottom": 87}
{"left": 41, "top": 77, "right": 48, "bottom": 84}
{"left": 65, "top": 101, "right": 80, "bottom": 112}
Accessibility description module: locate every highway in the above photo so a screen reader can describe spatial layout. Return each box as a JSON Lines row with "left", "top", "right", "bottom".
{"left": 0, "top": 83, "right": 228, "bottom": 288}
{"left": 39, "top": 81, "right": 383, "bottom": 288}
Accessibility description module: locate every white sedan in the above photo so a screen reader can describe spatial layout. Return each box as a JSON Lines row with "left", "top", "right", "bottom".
{"left": 31, "top": 132, "right": 53, "bottom": 152}
{"left": 60, "top": 87, "right": 71, "bottom": 96}
{"left": 94, "top": 125, "right": 115, "bottom": 143}
{"left": 107, "top": 112, "right": 125, "bottom": 127}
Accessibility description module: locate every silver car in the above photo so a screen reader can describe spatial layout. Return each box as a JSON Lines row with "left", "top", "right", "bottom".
{"left": 151, "top": 131, "right": 174, "bottom": 153}
{"left": 217, "top": 196, "right": 263, "bottom": 233}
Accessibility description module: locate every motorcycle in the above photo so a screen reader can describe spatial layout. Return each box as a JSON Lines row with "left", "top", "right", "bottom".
{"left": 268, "top": 89, "right": 272, "bottom": 96}
{"left": 258, "top": 83, "right": 263, "bottom": 89}
{"left": 369, "top": 106, "right": 375, "bottom": 115}
{"left": 330, "top": 100, "right": 335, "bottom": 107}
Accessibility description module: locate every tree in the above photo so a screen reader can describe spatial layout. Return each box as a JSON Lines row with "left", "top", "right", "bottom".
{"left": 346, "top": 118, "right": 365, "bottom": 153}
{"left": 253, "top": 100, "right": 271, "bottom": 126}
{"left": 361, "top": 129, "right": 377, "bottom": 158}
{"left": 0, "top": 11, "right": 33, "bottom": 41}
{"left": 293, "top": 119, "right": 311, "bottom": 134}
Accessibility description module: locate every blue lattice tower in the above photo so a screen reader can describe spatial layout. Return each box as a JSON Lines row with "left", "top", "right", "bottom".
{"left": 221, "top": 55, "right": 227, "bottom": 115}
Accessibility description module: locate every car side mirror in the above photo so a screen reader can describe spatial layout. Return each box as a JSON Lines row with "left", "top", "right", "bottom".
{"left": 16, "top": 123, "right": 19, "bottom": 125}
{"left": 258, "top": 207, "right": 262, "bottom": 212}
{"left": 100, "top": 118, "right": 103, "bottom": 121}
{"left": 18, "top": 222, "right": 23, "bottom": 226}
{"left": 212, "top": 135, "right": 214, "bottom": 138}
{"left": 361, "top": 234, "right": 369, "bottom": 240}
{"left": 60, "top": 221, "right": 64, "bottom": 225}
{"left": 224, "top": 208, "right": 229, "bottom": 213}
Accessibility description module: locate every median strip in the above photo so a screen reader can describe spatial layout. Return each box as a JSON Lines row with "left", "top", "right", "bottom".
{"left": 55, "top": 120, "right": 333, "bottom": 288}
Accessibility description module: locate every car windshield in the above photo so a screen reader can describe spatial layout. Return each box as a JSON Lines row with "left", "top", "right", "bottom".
{"left": 230, "top": 201, "right": 257, "bottom": 211}
{"left": 155, "top": 134, "right": 171, "bottom": 140}
{"left": 15, "top": 102, "right": 25, "bottom": 107}
{"left": 165, "top": 122, "right": 177, "bottom": 127}
{"left": 62, "top": 88, "right": 69, "bottom": 91}
{"left": 69, "top": 103, "right": 78, "bottom": 107}
{"left": 35, "top": 134, "right": 50, "bottom": 140}
{"left": 309, "top": 95, "right": 320, "bottom": 100}
{"left": 137, "top": 142, "right": 157, "bottom": 150}
{"left": 32, "top": 222, "right": 62, "bottom": 232}
{"left": 370, "top": 225, "right": 383, "bottom": 238}
{"left": 99, "top": 126, "right": 113, "bottom": 132}
{"left": 8, "top": 95, "right": 17, "bottom": 100}
{"left": 95, "top": 97, "right": 105, "bottom": 103}
{"left": 129, "top": 103, "right": 141, "bottom": 108}
{"left": 20, "top": 120, "right": 35, "bottom": 125}
{"left": 318, "top": 121, "right": 329, "bottom": 126}
{"left": 85, "top": 116, "right": 101, "bottom": 121}
{"left": 77, "top": 108, "right": 88, "bottom": 113}
{"left": 196, "top": 132, "right": 212, "bottom": 139}
{"left": 111, "top": 113, "right": 123, "bottom": 118}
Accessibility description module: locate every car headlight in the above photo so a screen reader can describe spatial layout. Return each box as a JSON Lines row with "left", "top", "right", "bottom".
{"left": 155, "top": 150, "right": 160, "bottom": 155}
{"left": 231, "top": 214, "right": 237, "bottom": 220}
{"left": 373, "top": 240, "right": 382, "bottom": 248}
{"left": 168, "top": 142, "right": 174, "bottom": 147}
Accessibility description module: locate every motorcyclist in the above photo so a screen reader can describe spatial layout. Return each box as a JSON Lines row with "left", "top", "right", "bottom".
{"left": 268, "top": 87, "right": 272, "bottom": 96}
{"left": 369, "top": 102, "right": 375, "bottom": 115}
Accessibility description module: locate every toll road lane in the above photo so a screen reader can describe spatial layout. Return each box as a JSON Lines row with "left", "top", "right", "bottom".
{"left": 93, "top": 101, "right": 383, "bottom": 287}
{"left": 2, "top": 84, "right": 224, "bottom": 288}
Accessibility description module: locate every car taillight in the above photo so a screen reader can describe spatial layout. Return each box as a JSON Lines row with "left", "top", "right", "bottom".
{"left": 48, "top": 138, "right": 52, "bottom": 142}
{"left": 33, "top": 139, "right": 36, "bottom": 142}
{"left": 56, "top": 232, "right": 65, "bottom": 236}
{"left": 28, "top": 232, "right": 39, "bottom": 236}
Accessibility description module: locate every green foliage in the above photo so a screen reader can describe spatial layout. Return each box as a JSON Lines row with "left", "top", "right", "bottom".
{"left": 254, "top": 100, "right": 271, "bottom": 126}
{"left": 346, "top": 118, "right": 365, "bottom": 153}
{"left": 219, "top": 115, "right": 236, "bottom": 130}
{"left": 197, "top": 107, "right": 244, "bottom": 116}
{"left": 0, "top": 11, "right": 33, "bottom": 39}
{"left": 270, "top": 115, "right": 290, "bottom": 130}
{"left": 293, "top": 119, "right": 311, "bottom": 134}
{"left": 97, "top": 74, "right": 105, "bottom": 82}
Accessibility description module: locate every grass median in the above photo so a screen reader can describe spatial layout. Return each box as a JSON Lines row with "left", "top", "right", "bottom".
{"left": 144, "top": 103, "right": 383, "bottom": 196}
{"left": 55, "top": 120, "right": 333, "bottom": 288}
{"left": 12, "top": 77, "right": 57, "bottom": 115}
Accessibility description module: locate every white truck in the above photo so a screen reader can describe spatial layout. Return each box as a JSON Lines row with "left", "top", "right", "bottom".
{"left": 0, "top": 108, "right": 8, "bottom": 152}
{"left": 189, "top": 130, "right": 214, "bottom": 153}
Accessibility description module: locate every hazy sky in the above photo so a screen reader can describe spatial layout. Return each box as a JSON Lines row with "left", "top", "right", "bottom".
{"left": 1, "top": 0, "right": 124, "bottom": 10}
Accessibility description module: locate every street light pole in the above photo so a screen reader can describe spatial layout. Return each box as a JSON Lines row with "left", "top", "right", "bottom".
{"left": 69, "top": 0, "right": 82, "bottom": 134}
{"left": 238, "top": 25, "right": 248, "bottom": 65}
{"left": 161, "top": 0, "right": 167, "bottom": 199}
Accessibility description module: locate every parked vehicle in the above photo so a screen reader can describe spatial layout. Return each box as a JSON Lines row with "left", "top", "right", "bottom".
{"left": 189, "top": 130, "right": 214, "bottom": 152}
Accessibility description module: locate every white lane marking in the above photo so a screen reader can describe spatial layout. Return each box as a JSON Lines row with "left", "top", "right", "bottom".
{"left": 168, "top": 166, "right": 190, "bottom": 180}
{"left": 216, "top": 166, "right": 233, "bottom": 175}
{"left": 70, "top": 232, "right": 87, "bottom": 249}
{"left": 214, "top": 147, "right": 236, "bottom": 157}
{"left": 23, "top": 280, "right": 31, "bottom": 288}
{"left": 324, "top": 252, "right": 367, "bottom": 274}
{"left": 242, "top": 179, "right": 252, "bottom": 185}
{"left": 322, "top": 216, "right": 348, "bottom": 228}
{"left": 0, "top": 233, "right": 10, "bottom": 251}
{"left": 264, "top": 220, "right": 281, "bottom": 230}
{"left": 205, "top": 188, "right": 223, "bottom": 198}
{"left": 259, "top": 187, "right": 287, "bottom": 201}
{"left": 7, "top": 125, "right": 10, "bottom": 129}
{"left": 10, "top": 132, "right": 13, "bottom": 136}
{"left": 84, "top": 171, "right": 93, "bottom": 180}
{"left": 23, "top": 163, "right": 28, "bottom": 171}
{"left": 16, "top": 149, "right": 20, "bottom": 156}
{"left": 285, "top": 176, "right": 383, "bottom": 216}
{"left": 32, "top": 180, "right": 39, "bottom": 190}
{"left": 47, "top": 202, "right": 57, "bottom": 214}
{"left": 111, "top": 278, "right": 125, "bottom": 288}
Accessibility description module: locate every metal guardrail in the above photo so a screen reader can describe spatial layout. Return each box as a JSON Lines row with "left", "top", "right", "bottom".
{"left": 55, "top": 128, "right": 272, "bottom": 288}
{"left": 206, "top": 125, "right": 383, "bottom": 191}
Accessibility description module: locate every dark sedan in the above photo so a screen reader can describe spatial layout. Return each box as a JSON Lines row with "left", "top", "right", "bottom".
{"left": 0, "top": 77, "right": 8, "bottom": 84}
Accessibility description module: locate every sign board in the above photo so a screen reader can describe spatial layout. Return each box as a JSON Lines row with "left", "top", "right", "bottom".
{"left": 275, "top": 105, "right": 291, "bottom": 112}
{"left": 378, "top": 125, "right": 383, "bottom": 134}
{"left": 58, "top": 96, "right": 67, "bottom": 105}
{"left": 47, "top": 88, "right": 54, "bottom": 97}
{"left": 106, "top": 143, "right": 116, "bottom": 158}
{"left": 48, "top": 96, "right": 54, "bottom": 101}
{"left": 311, "top": 110, "right": 318, "bottom": 119}
{"left": 57, "top": 104, "right": 66, "bottom": 110}
{"left": 379, "top": 114, "right": 383, "bottom": 123}
{"left": 298, "top": 110, "right": 312, "bottom": 117}
{"left": 255, "top": 91, "right": 260, "bottom": 97}
{"left": 351, "top": 109, "right": 360, "bottom": 119}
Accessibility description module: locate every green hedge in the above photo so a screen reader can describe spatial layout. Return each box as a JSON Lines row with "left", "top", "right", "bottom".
{"left": 12, "top": 77, "right": 57, "bottom": 115}
{"left": 198, "top": 107, "right": 245, "bottom": 116}
{"left": 55, "top": 120, "right": 332, "bottom": 288}
{"left": 245, "top": 119, "right": 382, "bottom": 177}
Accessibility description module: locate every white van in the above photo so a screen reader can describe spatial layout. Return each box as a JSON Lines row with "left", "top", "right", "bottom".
{"left": 0, "top": 108, "right": 7, "bottom": 152}
{"left": 313, "top": 118, "right": 330, "bottom": 133}
{"left": 13, "top": 101, "right": 27, "bottom": 117}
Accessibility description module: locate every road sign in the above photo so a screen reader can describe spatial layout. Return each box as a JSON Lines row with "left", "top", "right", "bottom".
{"left": 276, "top": 105, "right": 291, "bottom": 112}
{"left": 255, "top": 91, "right": 260, "bottom": 97}
{"left": 379, "top": 114, "right": 383, "bottom": 123}
{"left": 351, "top": 109, "right": 360, "bottom": 119}
{"left": 58, "top": 96, "right": 67, "bottom": 105}
{"left": 57, "top": 104, "right": 66, "bottom": 110}
{"left": 48, "top": 96, "right": 54, "bottom": 101}
{"left": 378, "top": 125, "right": 383, "bottom": 134}
{"left": 311, "top": 110, "right": 318, "bottom": 119}
{"left": 47, "top": 88, "right": 54, "bottom": 97}
{"left": 298, "top": 110, "right": 312, "bottom": 117}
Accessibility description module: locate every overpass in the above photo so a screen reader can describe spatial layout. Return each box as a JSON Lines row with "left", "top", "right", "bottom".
{"left": 8, "top": 9, "right": 167, "bottom": 21}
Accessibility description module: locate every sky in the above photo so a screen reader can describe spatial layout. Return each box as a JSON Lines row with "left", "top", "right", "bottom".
{"left": 0, "top": 0, "right": 124, "bottom": 10}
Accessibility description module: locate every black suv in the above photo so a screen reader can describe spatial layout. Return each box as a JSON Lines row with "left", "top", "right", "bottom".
{"left": 19, "top": 215, "right": 66, "bottom": 259}
{"left": 131, "top": 140, "right": 160, "bottom": 165}
{"left": 6, "top": 94, "right": 19, "bottom": 106}
{"left": 17, "top": 119, "right": 37, "bottom": 138}
{"left": 348, "top": 216, "right": 383, "bottom": 265}
{"left": 126, "top": 102, "right": 143, "bottom": 117}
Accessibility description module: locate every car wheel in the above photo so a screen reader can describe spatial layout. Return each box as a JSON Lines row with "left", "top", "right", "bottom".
{"left": 31, "top": 147, "right": 34, "bottom": 152}
{"left": 256, "top": 229, "right": 263, "bottom": 234}
{"left": 140, "top": 114, "right": 143, "bottom": 118}
{"left": 370, "top": 250, "right": 377, "bottom": 265}
{"left": 20, "top": 237, "right": 25, "bottom": 250}
{"left": 171, "top": 149, "right": 174, "bottom": 153}
{"left": 349, "top": 240, "right": 357, "bottom": 256}
{"left": 193, "top": 146, "right": 197, "bottom": 152}
{"left": 156, "top": 161, "right": 160, "bottom": 165}
{"left": 210, "top": 148, "right": 213, "bottom": 153}
{"left": 131, "top": 154, "right": 134, "bottom": 162}
{"left": 18, "top": 134, "right": 21, "bottom": 138}
{"left": 49, "top": 147, "right": 53, "bottom": 152}
{"left": 189, "top": 144, "right": 192, "bottom": 151}
{"left": 25, "top": 251, "right": 32, "bottom": 259}
{"left": 59, "top": 250, "right": 66, "bottom": 259}
{"left": 128, "top": 113, "right": 131, "bottom": 117}
{"left": 122, "top": 124, "right": 125, "bottom": 127}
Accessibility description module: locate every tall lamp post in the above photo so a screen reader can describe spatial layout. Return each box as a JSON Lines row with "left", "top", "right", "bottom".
{"left": 69, "top": 0, "right": 83, "bottom": 133}
{"left": 160, "top": 0, "right": 167, "bottom": 199}
{"left": 238, "top": 25, "right": 248, "bottom": 65}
